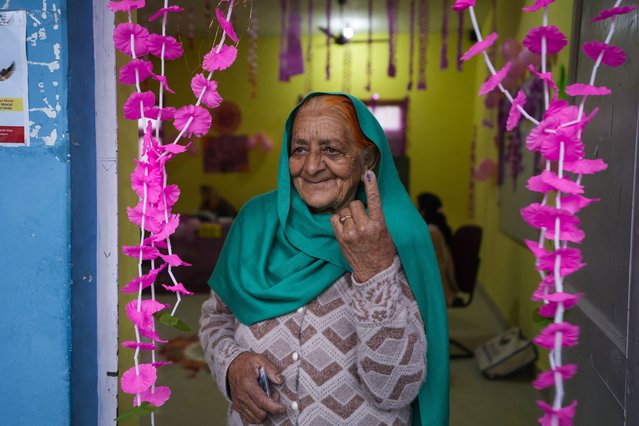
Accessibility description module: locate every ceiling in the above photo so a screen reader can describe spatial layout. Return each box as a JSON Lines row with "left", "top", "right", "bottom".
{"left": 139, "top": 0, "right": 492, "bottom": 40}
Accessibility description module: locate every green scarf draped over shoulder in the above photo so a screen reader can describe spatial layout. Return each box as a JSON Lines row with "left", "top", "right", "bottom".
{"left": 209, "top": 92, "right": 449, "bottom": 425}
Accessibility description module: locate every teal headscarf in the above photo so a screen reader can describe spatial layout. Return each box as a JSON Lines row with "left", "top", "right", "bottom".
{"left": 209, "top": 92, "right": 449, "bottom": 425}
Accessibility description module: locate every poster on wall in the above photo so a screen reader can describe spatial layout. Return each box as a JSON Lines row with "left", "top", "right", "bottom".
{"left": 0, "top": 10, "right": 29, "bottom": 147}
{"left": 204, "top": 135, "right": 249, "bottom": 173}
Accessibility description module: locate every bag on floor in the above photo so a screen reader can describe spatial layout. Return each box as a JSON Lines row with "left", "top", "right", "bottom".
{"left": 474, "top": 327, "right": 538, "bottom": 380}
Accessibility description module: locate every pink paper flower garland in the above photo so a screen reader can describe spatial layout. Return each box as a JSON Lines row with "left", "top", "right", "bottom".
{"left": 456, "top": 0, "right": 633, "bottom": 424}
{"left": 109, "top": 0, "right": 240, "bottom": 420}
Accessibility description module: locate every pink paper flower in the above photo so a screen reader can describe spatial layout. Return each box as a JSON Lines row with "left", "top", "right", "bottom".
{"left": 461, "top": 32, "right": 498, "bottom": 61}
{"left": 148, "top": 5, "right": 184, "bottom": 22}
{"left": 479, "top": 62, "right": 511, "bottom": 96}
{"left": 563, "top": 158, "right": 608, "bottom": 175}
{"left": 540, "top": 133, "right": 584, "bottom": 162}
{"left": 522, "top": 0, "right": 556, "bottom": 12}
{"left": 122, "top": 341, "right": 157, "bottom": 351}
{"left": 127, "top": 201, "right": 165, "bottom": 233}
{"left": 121, "top": 264, "right": 167, "bottom": 294}
{"left": 560, "top": 195, "right": 599, "bottom": 214}
{"left": 583, "top": 41, "right": 626, "bottom": 67}
{"left": 126, "top": 299, "right": 169, "bottom": 341}
{"left": 146, "top": 34, "right": 184, "bottom": 60}
{"left": 158, "top": 142, "right": 192, "bottom": 156}
{"left": 527, "top": 102, "right": 580, "bottom": 152}
{"left": 121, "top": 364, "right": 157, "bottom": 394}
{"left": 152, "top": 361, "right": 173, "bottom": 368}
{"left": 525, "top": 239, "right": 548, "bottom": 258}
{"left": 527, "top": 170, "right": 584, "bottom": 195}
{"left": 162, "top": 282, "right": 194, "bottom": 295}
{"left": 119, "top": 59, "right": 154, "bottom": 85}
{"left": 538, "top": 292, "right": 583, "bottom": 317}
{"left": 163, "top": 184, "right": 181, "bottom": 208}
{"left": 151, "top": 74, "right": 175, "bottom": 94}
{"left": 452, "top": 0, "right": 475, "bottom": 11}
{"left": 149, "top": 214, "right": 180, "bottom": 243}
{"left": 532, "top": 275, "right": 556, "bottom": 301}
{"left": 123, "top": 91, "right": 155, "bottom": 121}
{"left": 191, "top": 74, "right": 223, "bottom": 109}
{"left": 591, "top": 6, "right": 638, "bottom": 23}
{"left": 521, "top": 204, "right": 585, "bottom": 243}
{"left": 566, "top": 83, "right": 611, "bottom": 97}
{"left": 131, "top": 161, "right": 162, "bottom": 203}
{"left": 537, "top": 400, "right": 577, "bottom": 426}
{"left": 107, "top": 0, "right": 145, "bottom": 13}
{"left": 533, "top": 365, "right": 577, "bottom": 390}
{"left": 173, "top": 105, "right": 212, "bottom": 138}
{"left": 537, "top": 247, "right": 585, "bottom": 277}
{"left": 159, "top": 253, "right": 192, "bottom": 267}
{"left": 135, "top": 386, "right": 171, "bottom": 407}
{"left": 114, "top": 23, "right": 149, "bottom": 57}
{"left": 145, "top": 106, "right": 176, "bottom": 121}
{"left": 203, "top": 44, "right": 238, "bottom": 72}
{"left": 528, "top": 65, "right": 558, "bottom": 93}
{"left": 122, "top": 245, "right": 160, "bottom": 260}
{"left": 216, "top": 7, "right": 239, "bottom": 43}
{"left": 507, "top": 90, "right": 527, "bottom": 131}
{"left": 523, "top": 25, "right": 567, "bottom": 55}
{"left": 533, "top": 322, "right": 580, "bottom": 349}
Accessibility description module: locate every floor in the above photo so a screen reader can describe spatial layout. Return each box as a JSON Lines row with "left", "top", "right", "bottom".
{"left": 139, "top": 288, "right": 540, "bottom": 425}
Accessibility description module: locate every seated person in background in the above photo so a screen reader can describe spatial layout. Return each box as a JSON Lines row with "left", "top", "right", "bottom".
{"left": 417, "top": 192, "right": 459, "bottom": 305}
{"left": 198, "top": 184, "right": 237, "bottom": 220}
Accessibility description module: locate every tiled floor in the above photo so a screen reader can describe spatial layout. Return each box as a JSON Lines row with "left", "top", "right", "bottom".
{"left": 138, "top": 288, "right": 540, "bottom": 425}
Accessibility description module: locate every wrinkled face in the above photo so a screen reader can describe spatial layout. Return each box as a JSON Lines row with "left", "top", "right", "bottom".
{"left": 289, "top": 109, "right": 367, "bottom": 214}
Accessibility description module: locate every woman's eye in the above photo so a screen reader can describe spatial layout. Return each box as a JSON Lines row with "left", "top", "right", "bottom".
{"left": 323, "top": 146, "right": 339, "bottom": 154}
{"left": 292, "top": 146, "right": 306, "bottom": 154}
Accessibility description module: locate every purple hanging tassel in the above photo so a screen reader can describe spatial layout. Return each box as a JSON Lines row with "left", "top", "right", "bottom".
{"left": 407, "top": 0, "right": 416, "bottom": 90}
{"left": 304, "top": 0, "right": 314, "bottom": 93}
{"left": 285, "top": 0, "right": 304, "bottom": 77}
{"left": 417, "top": 0, "right": 429, "bottom": 90}
{"left": 440, "top": 0, "right": 449, "bottom": 69}
{"left": 278, "top": 0, "right": 289, "bottom": 81}
{"left": 365, "top": 0, "right": 373, "bottom": 91}
{"left": 456, "top": 10, "right": 464, "bottom": 71}
{"left": 325, "top": 0, "right": 332, "bottom": 81}
{"left": 387, "top": 0, "right": 399, "bottom": 77}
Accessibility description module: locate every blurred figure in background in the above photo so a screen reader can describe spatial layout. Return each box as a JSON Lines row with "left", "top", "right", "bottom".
{"left": 198, "top": 184, "right": 237, "bottom": 220}
{"left": 417, "top": 192, "right": 459, "bottom": 305}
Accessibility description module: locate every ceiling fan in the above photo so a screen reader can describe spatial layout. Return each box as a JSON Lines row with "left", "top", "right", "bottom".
{"left": 317, "top": 0, "right": 387, "bottom": 46}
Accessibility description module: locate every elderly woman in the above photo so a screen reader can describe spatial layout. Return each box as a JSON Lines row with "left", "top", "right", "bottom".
{"left": 200, "top": 93, "right": 448, "bottom": 425}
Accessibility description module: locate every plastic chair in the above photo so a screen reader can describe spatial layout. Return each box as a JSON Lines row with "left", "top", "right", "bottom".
{"left": 449, "top": 225, "right": 483, "bottom": 359}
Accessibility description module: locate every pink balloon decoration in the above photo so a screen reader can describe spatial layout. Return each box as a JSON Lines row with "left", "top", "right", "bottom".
{"left": 474, "top": 158, "right": 497, "bottom": 181}
{"left": 501, "top": 38, "right": 522, "bottom": 60}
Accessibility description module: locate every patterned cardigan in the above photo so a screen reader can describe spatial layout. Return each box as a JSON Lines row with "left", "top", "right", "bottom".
{"left": 199, "top": 256, "right": 427, "bottom": 425}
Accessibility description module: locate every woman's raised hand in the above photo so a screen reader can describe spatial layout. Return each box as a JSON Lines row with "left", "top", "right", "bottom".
{"left": 331, "top": 170, "right": 397, "bottom": 282}
{"left": 227, "top": 352, "right": 286, "bottom": 423}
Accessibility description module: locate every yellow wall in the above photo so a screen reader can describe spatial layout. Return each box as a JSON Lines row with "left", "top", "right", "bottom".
{"left": 471, "top": 0, "right": 575, "bottom": 349}
{"left": 160, "top": 32, "right": 479, "bottom": 229}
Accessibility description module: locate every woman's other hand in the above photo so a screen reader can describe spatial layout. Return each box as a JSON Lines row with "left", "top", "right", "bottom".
{"left": 331, "top": 170, "right": 397, "bottom": 282}
{"left": 227, "top": 352, "right": 286, "bottom": 423}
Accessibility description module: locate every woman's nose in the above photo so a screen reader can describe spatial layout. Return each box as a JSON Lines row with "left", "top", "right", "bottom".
{"left": 304, "top": 149, "right": 325, "bottom": 174}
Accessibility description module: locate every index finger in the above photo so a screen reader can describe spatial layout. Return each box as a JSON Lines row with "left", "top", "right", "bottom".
{"left": 363, "top": 170, "right": 384, "bottom": 221}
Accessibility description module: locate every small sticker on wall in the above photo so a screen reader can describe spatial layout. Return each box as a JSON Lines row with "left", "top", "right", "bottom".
{"left": 0, "top": 10, "right": 29, "bottom": 146}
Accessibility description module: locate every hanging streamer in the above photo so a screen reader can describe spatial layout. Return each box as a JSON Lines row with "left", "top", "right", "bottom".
{"left": 440, "top": 0, "right": 449, "bottom": 69}
{"left": 342, "top": 43, "right": 352, "bottom": 93}
{"left": 304, "top": 0, "right": 314, "bottom": 94}
{"left": 286, "top": 0, "right": 305, "bottom": 78}
{"left": 417, "top": 0, "right": 429, "bottom": 90}
{"left": 365, "top": 0, "right": 373, "bottom": 91}
{"left": 407, "top": 0, "right": 416, "bottom": 90}
{"left": 456, "top": 10, "right": 464, "bottom": 71}
{"left": 325, "top": 0, "right": 331, "bottom": 80}
{"left": 247, "top": 13, "right": 259, "bottom": 98}
{"left": 387, "top": 0, "right": 399, "bottom": 77}
{"left": 278, "top": 0, "right": 289, "bottom": 81}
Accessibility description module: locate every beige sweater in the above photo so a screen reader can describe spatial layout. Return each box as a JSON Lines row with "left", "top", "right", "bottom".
{"left": 199, "top": 256, "right": 427, "bottom": 425}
